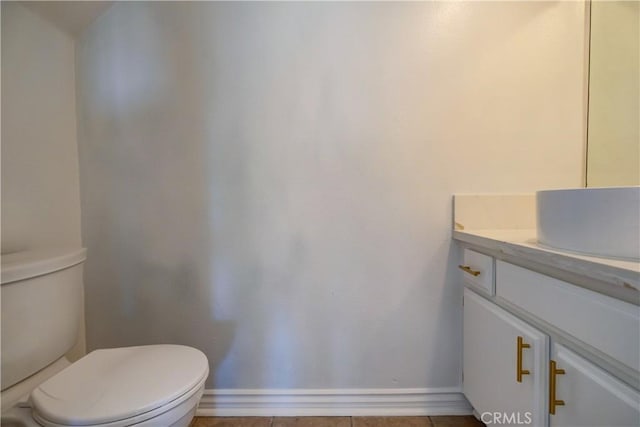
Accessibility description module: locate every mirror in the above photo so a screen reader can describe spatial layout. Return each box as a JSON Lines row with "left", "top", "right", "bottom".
{"left": 586, "top": 1, "right": 639, "bottom": 187}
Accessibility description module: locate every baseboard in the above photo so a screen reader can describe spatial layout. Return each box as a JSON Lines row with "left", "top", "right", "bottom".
{"left": 196, "top": 388, "right": 473, "bottom": 417}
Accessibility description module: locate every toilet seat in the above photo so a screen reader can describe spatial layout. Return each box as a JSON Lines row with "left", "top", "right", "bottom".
{"left": 30, "top": 345, "right": 208, "bottom": 427}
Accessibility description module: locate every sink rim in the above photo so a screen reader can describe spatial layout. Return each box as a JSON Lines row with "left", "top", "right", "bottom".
{"left": 536, "top": 186, "right": 640, "bottom": 262}
{"left": 537, "top": 185, "right": 640, "bottom": 194}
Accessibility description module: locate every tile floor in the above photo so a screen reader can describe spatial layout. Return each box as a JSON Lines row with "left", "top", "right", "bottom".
{"left": 191, "top": 416, "right": 485, "bottom": 427}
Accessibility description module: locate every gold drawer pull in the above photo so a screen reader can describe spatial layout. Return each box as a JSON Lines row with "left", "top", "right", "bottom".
{"left": 516, "top": 336, "right": 531, "bottom": 383}
{"left": 549, "top": 360, "right": 566, "bottom": 415}
{"left": 458, "top": 265, "right": 481, "bottom": 276}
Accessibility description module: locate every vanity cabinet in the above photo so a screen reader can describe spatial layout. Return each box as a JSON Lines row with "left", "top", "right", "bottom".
{"left": 463, "top": 288, "right": 547, "bottom": 426}
{"left": 461, "top": 248, "right": 640, "bottom": 427}
{"left": 549, "top": 343, "right": 640, "bottom": 427}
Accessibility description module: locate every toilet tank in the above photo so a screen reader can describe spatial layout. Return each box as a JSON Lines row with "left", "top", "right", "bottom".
{"left": 1, "top": 248, "right": 87, "bottom": 390}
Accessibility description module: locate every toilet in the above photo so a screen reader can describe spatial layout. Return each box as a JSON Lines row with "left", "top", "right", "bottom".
{"left": 1, "top": 248, "right": 209, "bottom": 427}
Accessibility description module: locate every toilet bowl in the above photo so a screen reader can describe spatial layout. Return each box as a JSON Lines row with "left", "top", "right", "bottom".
{"left": 1, "top": 249, "right": 209, "bottom": 427}
{"left": 32, "top": 345, "right": 207, "bottom": 427}
{"left": 3, "top": 345, "right": 208, "bottom": 427}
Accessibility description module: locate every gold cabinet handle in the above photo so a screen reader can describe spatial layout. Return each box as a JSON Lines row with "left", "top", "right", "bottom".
{"left": 516, "top": 336, "right": 531, "bottom": 383}
{"left": 549, "top": 360, "right": 566, "bottom": 415}
{"left": 458, "top": 265, "right": 481, "bottom": 276}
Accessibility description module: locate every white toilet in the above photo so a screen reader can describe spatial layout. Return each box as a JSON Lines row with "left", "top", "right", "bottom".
{"left": 1, "top": 248, "right": 209, "bottom": 427}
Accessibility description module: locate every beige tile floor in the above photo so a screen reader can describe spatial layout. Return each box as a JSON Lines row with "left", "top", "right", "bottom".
{"left": 191, "top": 416, "right": 485, "bottom": 427}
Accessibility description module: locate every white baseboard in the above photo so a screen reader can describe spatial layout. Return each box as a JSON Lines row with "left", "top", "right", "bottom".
{"left": 196, "top": 388, "right": 473, "bottom": 417}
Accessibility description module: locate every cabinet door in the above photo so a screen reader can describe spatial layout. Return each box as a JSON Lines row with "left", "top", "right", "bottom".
{"left": 464, "top": 288, "right": 548, "bottom": 426}
{"left": 549, "top": 344, "right": 640, "bottom": 427}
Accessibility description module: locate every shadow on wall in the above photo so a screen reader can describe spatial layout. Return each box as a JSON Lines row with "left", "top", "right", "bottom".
{"left": 76, "top": 0, "right": 584, "bottom": 391}
{"left": 76, "top": 3, "right": 237, "bottom": 388}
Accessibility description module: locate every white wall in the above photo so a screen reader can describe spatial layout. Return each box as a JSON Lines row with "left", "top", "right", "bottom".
{"left": 76, "top": 1, "right": 586, "bottom": 390}
{"left": 587, "top": 1, "right": 639, "bottom": 187}
{"left": 1, "top": 2, "right": 85, "bottom": 359}
{"left": 1, "top": 2, "right": 82, "bottom": 252}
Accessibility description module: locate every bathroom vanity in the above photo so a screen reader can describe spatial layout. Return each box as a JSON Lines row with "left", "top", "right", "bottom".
{"left": 453, "top": 193, "right": 640, "bottom": 427}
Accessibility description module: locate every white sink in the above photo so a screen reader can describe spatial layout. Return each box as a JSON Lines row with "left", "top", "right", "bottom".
{"left": 537, "top": 186, "right": 640, "bottom": 261}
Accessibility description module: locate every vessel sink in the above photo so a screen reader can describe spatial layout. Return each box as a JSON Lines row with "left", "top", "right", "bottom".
{"left": 537, "top": 186, "right": 640, "bottom": 261}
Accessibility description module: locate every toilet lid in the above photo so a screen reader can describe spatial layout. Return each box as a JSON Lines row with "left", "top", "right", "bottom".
{"left": 30, "top": 345, "right": 209, "bottom": 426}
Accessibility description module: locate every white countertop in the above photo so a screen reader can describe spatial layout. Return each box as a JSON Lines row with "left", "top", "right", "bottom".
{"left": 453, "top": 228, "right": 640, "bottom": 304}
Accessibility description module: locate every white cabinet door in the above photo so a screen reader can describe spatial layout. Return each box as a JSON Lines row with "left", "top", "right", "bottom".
{"left": 550, "top": 344, "right": 640, "bottom": 427}
{"left": 464, "top": 288, "right": 548, "bottom": 427}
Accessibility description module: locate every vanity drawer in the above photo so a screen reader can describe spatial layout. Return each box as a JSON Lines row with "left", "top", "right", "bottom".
{"left": 496, "top": 260, "right": 640, "bottom": 372}
{"left": 460, "top": 249, "right": 494, "bottom": 295}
